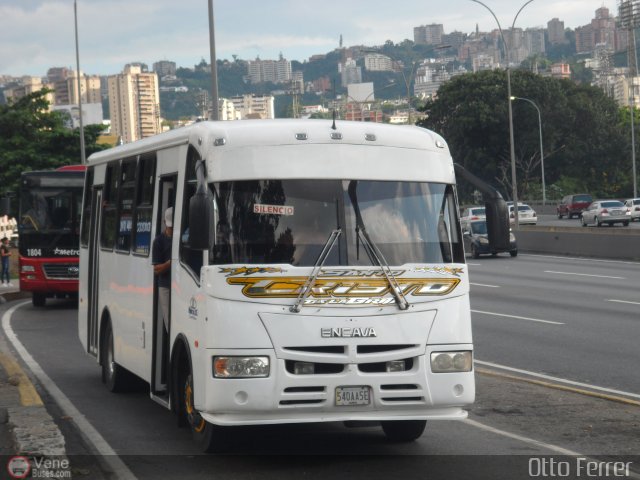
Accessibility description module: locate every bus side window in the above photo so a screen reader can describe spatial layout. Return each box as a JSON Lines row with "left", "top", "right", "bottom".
{"left": 132, "top": 154, "right": 156, "bottom": 256}
{"left": 116, "top": 158, "right": 136, "bottom": 253}
{"left": 80, "top": 168, "right": 94, "bottom": 248}
{"left": 100, "top": 162, "right": 119, "bottom": 250}
{"left": 179, "top": 148, "right": 203, "bottom": 278}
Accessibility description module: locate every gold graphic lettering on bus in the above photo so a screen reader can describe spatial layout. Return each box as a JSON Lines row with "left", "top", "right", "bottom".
{"left": 219, "top": 267, "right": 285, "bottom": 277}
{"left": 226, "top": 276, "right": 460, "bottom": 300}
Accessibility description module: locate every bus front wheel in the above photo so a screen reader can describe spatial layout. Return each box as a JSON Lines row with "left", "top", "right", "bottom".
{"left": 182, "top": 371, "right": 225, "bottom": 453}
{"left": 32, "top": 293, "right": 46, "bottom": 307}
{"left": 381, "top": 420, "right": 427, "bottom": 442}
{"left": 101, "top": 322, "right": 130, "bottom": 392}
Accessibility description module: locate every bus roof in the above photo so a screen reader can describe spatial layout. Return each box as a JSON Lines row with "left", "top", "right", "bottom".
{"left": 87, "top": 120, "right": 455, "bottom": 184}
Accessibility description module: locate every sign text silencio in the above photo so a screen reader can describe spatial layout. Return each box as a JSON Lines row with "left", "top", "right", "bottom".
{"left": 253, "top": 204, "right": 295, "bottom": 216}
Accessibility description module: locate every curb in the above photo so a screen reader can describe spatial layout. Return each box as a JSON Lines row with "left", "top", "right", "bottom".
{"left": 0, "top": 300, "right": 67, "bottom": 457}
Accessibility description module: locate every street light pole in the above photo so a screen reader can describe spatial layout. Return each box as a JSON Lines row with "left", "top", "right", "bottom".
{"left": 208, "top": 0, "right": 219, "bottom": 120}
{"left": 511, "top": 96, "right": 545, "bottom": 206}
{"left": 469, "top": 0, "right": 535, "bottom": 228}
{"left": 73, "top": 0, "right": 86, "bottom": 164}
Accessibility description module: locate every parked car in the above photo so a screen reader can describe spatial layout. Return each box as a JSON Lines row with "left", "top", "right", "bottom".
{"left": 580, "top": 200, "right": 631, "bottom": 227}
{"left": 624, "top": 198, "right": 640, "bottom": 222}
{"left": 507, "top": 203, "right": 537, "bottom": 225}
{"left": 557, "top": 194, "right": 593, "bottom": 219}
{"left": 460, "top": 206, "right": 486, "bottom": 230}
{"left": 463, "top": 220, "right": 517, "bottom": 258}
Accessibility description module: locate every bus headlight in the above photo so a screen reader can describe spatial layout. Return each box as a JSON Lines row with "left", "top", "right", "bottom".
{"left": 21, "top": 265, "right": 36, "bottom": 273}
{"left": 430, "top": 351, "right": 472, "bottom": 373}
{"left": 213, "top": 356, "right": 270, "bottom": 378}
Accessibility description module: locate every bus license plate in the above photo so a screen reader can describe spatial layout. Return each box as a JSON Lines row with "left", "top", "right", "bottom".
{"left": 335, "top": 386, "right": 371, "bottom": 406}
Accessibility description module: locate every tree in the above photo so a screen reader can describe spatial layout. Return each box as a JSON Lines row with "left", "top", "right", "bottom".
{"left": 418, "top": 70, "right": 630, "bottom": 202}
{"left": 0, "top": 89, "right": 107, "bottom": 197}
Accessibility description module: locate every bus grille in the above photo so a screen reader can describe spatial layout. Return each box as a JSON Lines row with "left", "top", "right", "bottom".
{"left": 43, "top": 263, "right": 79, "bottom": 280}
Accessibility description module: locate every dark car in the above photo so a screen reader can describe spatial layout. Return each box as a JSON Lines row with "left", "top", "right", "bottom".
{"left": 557, "top": 194, "right": 593, "bottom": 219}
{"left": 463, "top": 220, "right": 517, "bottom": 258}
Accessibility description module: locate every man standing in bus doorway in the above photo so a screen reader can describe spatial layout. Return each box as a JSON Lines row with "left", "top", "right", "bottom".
{"left": 152, "top": 207, "right": 173, "bottom": 331}
{"left": 1, "top": 237, "right": 11, "bottom": 287}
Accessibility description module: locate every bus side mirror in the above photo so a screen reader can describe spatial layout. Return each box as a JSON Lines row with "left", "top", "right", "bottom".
{"left": 188, "top": 190, "right": 214, "bottom": 250}
{"left": 485, "top": 199, "right": 510, "bottom": 250}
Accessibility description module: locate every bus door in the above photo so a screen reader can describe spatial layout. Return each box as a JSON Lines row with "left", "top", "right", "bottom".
{"left": 151, "top": 176, "right": 176, "bottom": 397}
{"left": 86, "top": 187, "right": 102, "bottom": 356}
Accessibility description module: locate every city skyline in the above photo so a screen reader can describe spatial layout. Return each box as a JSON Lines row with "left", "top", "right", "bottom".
{"left": 0, "top": 0, "right": 620, "bottom": 77}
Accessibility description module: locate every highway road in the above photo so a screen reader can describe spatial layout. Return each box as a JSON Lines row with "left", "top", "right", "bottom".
{"left": 528, "top": 214, "right": 640, "bottom": 229}
{"left": 3, "top": 253, "right": 640, "bottom": 478}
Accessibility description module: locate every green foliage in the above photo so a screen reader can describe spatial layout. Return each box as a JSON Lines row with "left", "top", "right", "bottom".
{"left": 0, "top": 89, "right": 107, "bottom": 197}
{"left": 418, "top": 70, "right": 631, "bottom": 202}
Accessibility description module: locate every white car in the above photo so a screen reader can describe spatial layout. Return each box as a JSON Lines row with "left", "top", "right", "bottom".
{"left": 508, "top": 203, "right": 537, "bottom": 225}
{"left": 624, "top": 198, "right": 640, "bottom": 221}
{"left": 460, "top": 206, "right": 486, "bottom": 230}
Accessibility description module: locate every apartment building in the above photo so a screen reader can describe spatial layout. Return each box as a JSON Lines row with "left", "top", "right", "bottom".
{"left": 3, "top": 76, "right": 55, "bottom": 105}
{"left": 247, "top": 55, "right": 292, "bottom": 84}
{"left": 414, "top": 24, "right": 444, "bottom": 45}
{"left": 107, "top": 64, "right": 161, "bottom": 143}
{"left": 153, "top": 60, "right": 177, "bottom": 78}
{"left": 364, "top": 54, "right": 393, "bottom": 72}
{"left": 547, "top": 18, "right": 566, "bottom": 45}
{"left": 229, "top": 94, "right": 275, "bottom": 120}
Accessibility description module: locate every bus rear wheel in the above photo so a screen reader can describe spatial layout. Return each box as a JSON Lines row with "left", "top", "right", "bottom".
{"left": 182, "top": 371, "right": 224, "bottom": 453}
{"left": 381, "top": 420, "right": 427, "bottom": 442}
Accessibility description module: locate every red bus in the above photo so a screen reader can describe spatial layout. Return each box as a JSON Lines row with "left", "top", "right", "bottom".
{"left": 18, "top": 165, "right": 86, "bottom": 306}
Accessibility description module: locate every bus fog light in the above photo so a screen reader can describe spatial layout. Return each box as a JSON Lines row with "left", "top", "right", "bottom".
{"left": 431, "top": 351, "right": 472, "bottom": 373}
{"left": 294, "top": 362, "right": 315, "bottom": 375}
{"left": 213, "top": 356, "right": 269, "bottom": 378}
{"left": 386, "top": 360, "right": 406, "bottom": 372}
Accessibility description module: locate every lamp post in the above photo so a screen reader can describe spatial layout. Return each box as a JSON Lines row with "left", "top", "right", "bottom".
{"left": 73, "top": 0, "right": 86, "bottom": 164}
{"left": 511, "top": 96, "right": 546, "bottom": 206}
{"left": 469, "top": 0, "right": 535, "bottom": 228}
{"left": 208, "top": 0, "right": 219, "bottom": 120}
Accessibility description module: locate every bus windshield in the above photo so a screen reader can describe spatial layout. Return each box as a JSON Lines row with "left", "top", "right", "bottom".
{"left": 210, "top": 179, "right": 464, "bottom": 266}
{"left": 19, "top": 183, "right": 84, "bottom": 254}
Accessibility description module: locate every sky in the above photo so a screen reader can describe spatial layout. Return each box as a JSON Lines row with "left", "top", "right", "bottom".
{"left": 0, "top": 0, "right": 620, "bottom": 77}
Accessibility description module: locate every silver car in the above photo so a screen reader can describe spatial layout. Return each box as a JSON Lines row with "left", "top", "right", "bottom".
{"left": 508, "top": 203, "right": 537, "bottom": 225}
{"left": 624, "top": 198, "right": 640, "bottom": 222}
{"left": 580, "top": 200, "right": 631, "bottom": 227}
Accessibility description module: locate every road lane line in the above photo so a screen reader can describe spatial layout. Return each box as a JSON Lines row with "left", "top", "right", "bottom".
{"left": 476, "top": 359, "right": 640, "bottom": 401}
{"left": 471, "top": 309, "right": 564, "bottom": 325}
{"left": 522, "top": 253, "right": 640, "bottom": 266}
{"left": 544, "top": 270, "right": 626, "bottom": 280}
{"left": 470, "top": 283, "right": 500, "bottom": 288}
{"left": 2, "top": 302, "right": 137, "bottom": 480}
{"left": 608, "top": 299, "right": 640, "bottom": 306}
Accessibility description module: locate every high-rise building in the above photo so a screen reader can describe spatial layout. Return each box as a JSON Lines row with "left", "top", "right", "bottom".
{"left": 414, "top": 24, "right": 444, "bottom": 45}
{"left": 229, "top": 95, "right": 275, "bottom": 120}
{"left": 153, "top": 60, "right": 177, "bottom": 78}
{"left": 547, "top": 18, "right": 566, "bottom": 45}
{"left": 339, "top": 58, "right": 362, "bottom": 87}
{"left": 107, "top": 64, "right": 161, "bottom": 143}
{"left": 364, "top": 54, "right": 393, "bottom": 72}
{"left": 67, "top": 71, "right": 102, "bottom": 105}
{"left": 246, "top": 54, "right": 292, "bottom": 84}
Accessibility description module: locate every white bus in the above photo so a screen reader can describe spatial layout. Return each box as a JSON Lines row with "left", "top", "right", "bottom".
{"left": 78, "top": 119, "right": 507, "bottom": 451}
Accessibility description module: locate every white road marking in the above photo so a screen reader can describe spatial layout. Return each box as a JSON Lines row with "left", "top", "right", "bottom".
{"left": 470, "top": 283, "right": 500, "bottom": 288}
{"left": 2, "top": 302, "right": 137, "bottom": 480}
{"left": 476, "top": 359, "right": 640, "bottom": 400}
{"left": 522, "top": 253, "right": 640, "bottom": 266}
{"left": 471, "top": 309, "right": 564, "bottom": 325}
{"left": 608, "top": 299, "right": 640, "bottom": 306}
{"left": 466, "top": 262, "right": 482, "bottom": 266}
{"left": 544, "top": 270, "right": 625, "bottom": 280}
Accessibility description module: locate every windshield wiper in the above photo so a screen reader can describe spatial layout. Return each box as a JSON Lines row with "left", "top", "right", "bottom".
{"left": 347, "top": 181, "right": 409, "bottom": 311}
{"left": 290, "top": 228, "right": 341, "bottom": 313}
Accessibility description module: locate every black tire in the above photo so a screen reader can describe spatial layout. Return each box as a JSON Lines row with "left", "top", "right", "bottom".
{"left": 567, "top": 213, "right": 573, "bottom": 219}
{"left": 471, "top": 244, "right": 480, "bottom": 259}
{"left": 510, "top": 250, "right": 518, "bottom": 257}
{"left": 101, "top": 322, "right": 130, "bottom": 393}
{"left": 557, "top": 212, "right": 563, "bottom": 219}
{"left": 182, "top": 370, "right": 225, "bottom": 453}
{"left": 595, "top": 217, "right": 601, "bottom": 227}
{"left": 623, "top": 221, "right": 629, "bottom": 227}
{"left": 581, "top": 215, "right": 587, "bottom": 227}
{"left": 32, "top": 293, "right": 46, "bottom": 307}
{"left": 381, "top": 420, "right": 427, "bottom": 442}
